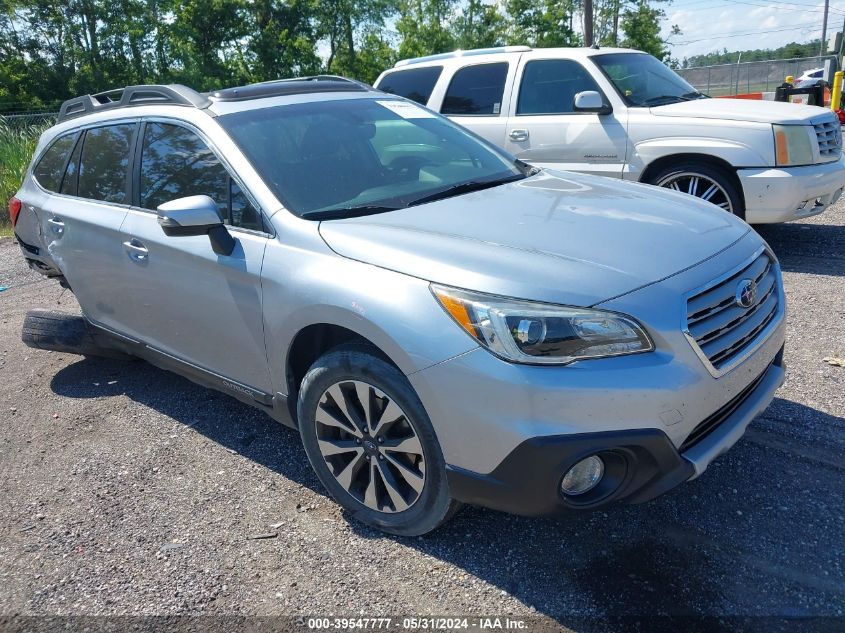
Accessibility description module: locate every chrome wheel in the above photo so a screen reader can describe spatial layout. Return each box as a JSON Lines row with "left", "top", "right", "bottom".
{"left": 314, "top": 380, "right": 426, "bottom": 513}
{"left": 656, "top": 171, "right": 733, "bottom": 213}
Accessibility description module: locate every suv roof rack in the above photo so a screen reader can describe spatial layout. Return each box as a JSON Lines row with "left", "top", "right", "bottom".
{"left": 394, "top": 46, "right": 532, "bottom": 68}
{"left": 58, "top": 84, "right": 212, "bottom": 123}
{"left": 208, "top": 75, "right": 371, "bottom": 102}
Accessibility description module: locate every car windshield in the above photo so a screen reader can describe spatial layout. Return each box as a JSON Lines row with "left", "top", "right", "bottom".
{"left": 218, "top": 97, "right": 526, "bottom": 219}
{"left": 592, "top": 52, "right": 706, "bottom": 107}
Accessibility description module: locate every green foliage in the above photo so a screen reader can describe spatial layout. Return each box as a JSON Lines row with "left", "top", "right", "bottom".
{"left": 396, "top": 0, "right": 457, "bottom": 60}
{"left": 620, "top": 1, "right": 679, "bottom": 62}
{"left": 0, "top": 121, "right": 46, "bottom": 231}
{"left": 505, "top": 0, "right": 580, "bottom": 48}
{"left": 453, "top": 0, "right": 507, "bottom": 49}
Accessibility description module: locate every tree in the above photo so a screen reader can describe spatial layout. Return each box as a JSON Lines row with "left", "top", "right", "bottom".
{"left": 620, "top": 0, "right": 679, "bottom": 61}
{"left": 317, "top": 0, "right": 397, "bottom": 79}
{"left": 453, "top": 0, "right": 506, "bottom": 50}
{"left": 395, "top": 0, "right": 456, "bottom": 60}
{"left": 247, "top": 0, "right": 322, "bottom": 82}
{"left": 505, "top": 0, "right": 580, "bottom": 48}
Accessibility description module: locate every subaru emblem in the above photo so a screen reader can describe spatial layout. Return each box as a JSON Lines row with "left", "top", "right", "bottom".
{"left": 735, "top": 279, "right": 757, "bottom": 309}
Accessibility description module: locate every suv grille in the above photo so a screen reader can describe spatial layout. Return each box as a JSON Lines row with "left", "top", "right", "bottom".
{"left": 685, "top": 252, "right": 779, "bottom": 373}
{"left": 814, "top": 118, "right": 842, "bottom": 159}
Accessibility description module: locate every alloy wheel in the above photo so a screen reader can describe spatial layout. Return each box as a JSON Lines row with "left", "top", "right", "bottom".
{"left": 314, "top": 380, "right": 426, "bottom": 513}
{"left": 656, "top": 171, "right": 734, "bottom": 213}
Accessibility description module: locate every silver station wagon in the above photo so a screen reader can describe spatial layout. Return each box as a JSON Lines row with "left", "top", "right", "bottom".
{"left": 10, "top": 77, "right": 786, "bottom": 535}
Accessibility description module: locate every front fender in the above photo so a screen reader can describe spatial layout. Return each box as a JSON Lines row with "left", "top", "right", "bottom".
{"left": 261, "top": 240, "right": 478, "bottom": 397}
{"left": 632, "top": 136, "right": 773, "bottom": 178}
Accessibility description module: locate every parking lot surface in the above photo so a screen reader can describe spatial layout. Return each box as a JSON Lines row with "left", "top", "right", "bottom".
{"left": 0, "top": 203, "right": 843, "bottom": 630}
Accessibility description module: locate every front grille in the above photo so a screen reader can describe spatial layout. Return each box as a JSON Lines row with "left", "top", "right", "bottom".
{"left": 685, "top": 252, "right": 779, "bottom": 373}
{"left": 814, "top": 118, "right": 842, "bottom": 159}
{"left": 680, "top": 362, "right": 770, "bottom": 452}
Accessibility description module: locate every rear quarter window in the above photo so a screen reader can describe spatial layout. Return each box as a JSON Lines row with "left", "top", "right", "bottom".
{"left": 441, "top": 62, "right": 508, "bottom": 116}
{"left": 33, "top": 133, "right": 78, "bottom": 192}
{"left": 376, "top": 66, "right": 443, "bottom": 105}
{"left": 77, "top": 123, "right": 136, "bottom": 204}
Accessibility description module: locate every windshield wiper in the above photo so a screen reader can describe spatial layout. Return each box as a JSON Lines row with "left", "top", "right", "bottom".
{"left": 300, "top": 205, "right": 402, "bottom": 220}
{"left": 406, "top": 174, "right": 526, "bottom": 207}
{"left": 639, "top": 94, "right": 694, "bottom": 106}
{"left": 683, "top": 90, "right": 709, "bottom": 100}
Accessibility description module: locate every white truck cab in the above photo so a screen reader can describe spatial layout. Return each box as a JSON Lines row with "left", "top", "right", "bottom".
{"left": 375, "top": 46, "right": 845, "bottom": 223}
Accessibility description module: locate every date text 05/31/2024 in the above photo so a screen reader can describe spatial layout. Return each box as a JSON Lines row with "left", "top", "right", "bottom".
{"left": 305, "top": 617, "right": 529, "bottom": 630}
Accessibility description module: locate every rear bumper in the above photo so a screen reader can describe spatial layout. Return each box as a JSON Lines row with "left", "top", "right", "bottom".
{"left": 738, "top": 155, "right": 845, "bottom": 223}
{"left": 446, "top": 350, "right": 785, "bottom": 516}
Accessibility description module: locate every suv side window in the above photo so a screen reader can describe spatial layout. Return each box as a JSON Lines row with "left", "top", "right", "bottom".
{"left": 377, "top": 66, "right": 443, "bottom": 105}
{"left": 78, "top": 124, "right": 135, "bottom": 203}
{"left": 60, "top": 135, "right": 83, "bottom": 196}
{"left": 33, "top": 133, "right": 78, "bottom": 192}
{"left": 517, "top": 60, "right": 603, "bottom": 115}
{"left": 441, "top": 62, "right": 508, "bottom": 116}
{"left": 139, "top": 122, "right": 262, "bottom": 231}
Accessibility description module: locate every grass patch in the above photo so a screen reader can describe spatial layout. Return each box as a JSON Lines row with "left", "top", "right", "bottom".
{"left": 0, "top": 121, "right": 46, "bottom": 233}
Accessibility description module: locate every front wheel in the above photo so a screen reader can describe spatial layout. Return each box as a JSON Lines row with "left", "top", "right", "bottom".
{"left": 649, "top": 162, "right": 744, "bottom": 218}
{"left": 297, "top": 344, "right": 459, "bottom": 536}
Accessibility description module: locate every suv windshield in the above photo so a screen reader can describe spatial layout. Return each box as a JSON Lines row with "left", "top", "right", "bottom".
{"left": 218, "top": 97, "right": 525, "bottom": 219}
{"left": 592, "top": 53, "right": 706, "bottom": 107}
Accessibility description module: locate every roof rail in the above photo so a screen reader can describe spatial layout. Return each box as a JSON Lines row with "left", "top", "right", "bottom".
{"left": 58, "top": 85, "right": 212, "bottom": 123}
{"left": 208, "top": 76, "right": 370, "bottom": 102}
{"left": 394, "top": 45, "right": 532, "bottom": 68}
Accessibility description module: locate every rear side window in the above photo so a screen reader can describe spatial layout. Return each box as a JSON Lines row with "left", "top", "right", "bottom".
{"left": 441, "top": 63, "right": 508, "bottom": 116}
{"left": 517, "top": 60, "right": 603, "bottom": 115}
{"left": 78, "top": 124, "right": 135, "bottom": 203}
{"left": 33, "top": 133, "right": 78, "bottom": 192}
{"left": 140, "top": 122, "right": 262, "bottom": 231}
{"left": 60, "top": 137, "right": 83, "bottom": 196}
{"left": 377, "top": 66, "right": 443, "bottom": 105}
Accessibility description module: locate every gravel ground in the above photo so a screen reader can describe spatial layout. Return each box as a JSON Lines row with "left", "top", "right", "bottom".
{"left": 0, "top": 203, "right": 843, "bottom": 631}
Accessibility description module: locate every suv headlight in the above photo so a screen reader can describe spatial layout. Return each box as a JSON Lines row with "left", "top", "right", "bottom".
{"left": 431, "top": 285, "right": 653, "bottom": 365}
{"left": 773, "top": 124, "right": 814, "bottom": 166}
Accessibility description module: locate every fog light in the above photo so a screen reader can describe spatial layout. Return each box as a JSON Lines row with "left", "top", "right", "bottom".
{"left": 560, "top": 455, "right": 604, "bottom": 496}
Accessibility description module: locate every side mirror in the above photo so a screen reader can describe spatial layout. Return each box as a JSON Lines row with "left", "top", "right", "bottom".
{"left": 573, "top": 90, "right": 612, "bottom": 115}
{"left": 157, "top": 195, "right": 235, "bottom": 256}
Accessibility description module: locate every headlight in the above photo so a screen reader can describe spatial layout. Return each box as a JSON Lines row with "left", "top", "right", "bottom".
{"left": 773, "top": 124, "right": 814, "bottom": 166}
{"left": 431, "top": 285, "right": 653, "bottom": 365}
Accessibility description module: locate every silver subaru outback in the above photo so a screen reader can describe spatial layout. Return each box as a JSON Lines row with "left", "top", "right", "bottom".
{"left": 11, "top": 77, "right": 786, "bottom": 535}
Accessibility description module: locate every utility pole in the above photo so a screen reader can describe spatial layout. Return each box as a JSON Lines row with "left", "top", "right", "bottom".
{"left": 612, "top": 0, "right": 620, "bottom": 47}
{"left": 821, "top": 0, "right": 830, "bottom": 56}
{"left": 584, "top": 0, "right": 594, "bottom": 46}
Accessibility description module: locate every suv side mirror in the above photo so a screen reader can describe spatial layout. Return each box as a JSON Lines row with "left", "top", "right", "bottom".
{"left": 573, "top": 91, "right": 612, "bottom": 115}
{"left": 157, "top": 195, "right": 235, "bottom": 256}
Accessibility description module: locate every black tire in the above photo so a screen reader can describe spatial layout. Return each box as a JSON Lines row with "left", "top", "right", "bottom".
{"left": 21, "top": 309, "right": 131, "bottom": 360}
{"left": 297, "top": 343, "right": 460, "bottom": 536}
{"left": 647, "top": 162, "right": 745, "bottom": 220}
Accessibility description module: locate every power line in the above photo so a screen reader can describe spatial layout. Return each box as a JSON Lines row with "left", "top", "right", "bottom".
{"left": 671, "top": 0, "right": 845, "bottom": 13}
{"left": 672, "top": 22, "right": 821, "bottom": 44}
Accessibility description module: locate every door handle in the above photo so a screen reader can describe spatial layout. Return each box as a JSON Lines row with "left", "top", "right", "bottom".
{"left": 47, "top": 217, "right": 65, "bottom": 235}
{"left": 122, "top": 239, "right": 149, "bottom": 262}
{"left": 509, "top": 129, "right": 529, "bottom": 142}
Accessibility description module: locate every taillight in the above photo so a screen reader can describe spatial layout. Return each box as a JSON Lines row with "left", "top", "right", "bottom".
{"left": 8, "top": 197, "right": 21, "bottom": 227}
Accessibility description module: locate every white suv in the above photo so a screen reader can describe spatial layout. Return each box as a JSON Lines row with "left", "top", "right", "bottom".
{"left": 375, "top": 46, "right": 845, "bottom": 223}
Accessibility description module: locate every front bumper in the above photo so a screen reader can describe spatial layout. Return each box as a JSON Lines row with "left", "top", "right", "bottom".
{"left": 445, "top": 351, "right": 784, "bottom": 515}
{"left": 738, "top": 154, "right": 845, "bottom": 223}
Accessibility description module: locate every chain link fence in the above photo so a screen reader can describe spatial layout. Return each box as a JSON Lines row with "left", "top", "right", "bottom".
{"left": 0, "top": 112, "right": 58, "bottom": 129}
{"left": 677, "top": 56, "right": 838, "bottom": 96}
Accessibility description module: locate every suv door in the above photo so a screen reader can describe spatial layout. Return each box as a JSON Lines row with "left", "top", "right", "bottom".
{"left": 37, "top": 122, "right": 139, "bottom": 333}
{"left": 436, "top": 61, "right": 515, "bottom": 148}
{"left": 504, "top": 57, "right": 628, "bottom": 177}
{"left": 119, "top": 120, "right": 272, "bottom": 392}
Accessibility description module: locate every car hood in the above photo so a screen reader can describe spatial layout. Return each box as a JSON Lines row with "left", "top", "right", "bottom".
{"left": 318, "top": 171, "right": 751, "bottom": 307}
{"left": 650, "top": 98, "right": 834, "bottom": 125}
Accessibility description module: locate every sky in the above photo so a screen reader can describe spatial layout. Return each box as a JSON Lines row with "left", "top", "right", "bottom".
{"left": 662, "top": 0, "right": 845, "bottom": 61}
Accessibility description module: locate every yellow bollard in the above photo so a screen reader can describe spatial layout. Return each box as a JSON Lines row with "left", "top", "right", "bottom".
{"left": 785, "top": 75, "right": 794, "bottom": 85}
{"left": 832, "top": 71, "right": 844, "bottom": 111}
